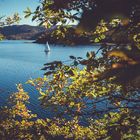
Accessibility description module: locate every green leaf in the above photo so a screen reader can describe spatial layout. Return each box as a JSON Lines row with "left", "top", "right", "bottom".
{"left": 70, "top": 55, "right": 76, "bottom": 59}
{"left": 94, "top": 38, "right": 100, "bottom": 43}
{"left": 24, "top": 13, "right": 31, "bottom": 18}
{"left": 74, "top": 60, "right": 78, "bottom": 66}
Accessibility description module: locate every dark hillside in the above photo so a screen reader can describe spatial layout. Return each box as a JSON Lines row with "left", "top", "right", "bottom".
{"left": 0, "top": 25, "right": 45, "bottom": 40}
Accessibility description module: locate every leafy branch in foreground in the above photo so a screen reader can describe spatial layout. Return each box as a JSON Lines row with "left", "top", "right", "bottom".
{"left": 0, "top": 0, "right": 140, "bottom": 139}
{"left": 26, "top": 5, "right": 140, "bottom": 138}
{"left": 0, "top": 13, "right": 21, "bottom": 27}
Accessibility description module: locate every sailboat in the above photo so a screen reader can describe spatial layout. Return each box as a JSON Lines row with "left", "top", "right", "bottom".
{"left": 45, "top": 41, "right": 50, "bottom": 52}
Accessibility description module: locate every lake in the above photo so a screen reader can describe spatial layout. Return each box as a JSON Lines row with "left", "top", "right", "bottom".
{"left": 0, "top": 40, "right": 98, "bottom": 118}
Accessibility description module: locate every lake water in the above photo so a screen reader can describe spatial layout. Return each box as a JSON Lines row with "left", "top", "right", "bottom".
{"left": 0, "top": 40, "right": 99, "bottom": 118}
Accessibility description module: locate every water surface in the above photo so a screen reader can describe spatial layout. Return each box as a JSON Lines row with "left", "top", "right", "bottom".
{"left": 0, "top": 40, "right": 98, "bottom": 118}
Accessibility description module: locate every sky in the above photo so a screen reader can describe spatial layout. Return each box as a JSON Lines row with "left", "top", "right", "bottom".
{"left": 0, "top": 0, "right": 40, "bottom": 25}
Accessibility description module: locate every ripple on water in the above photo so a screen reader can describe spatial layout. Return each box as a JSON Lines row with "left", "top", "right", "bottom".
{"left": 0, "top": 40, "right": 99, "bottom": 118}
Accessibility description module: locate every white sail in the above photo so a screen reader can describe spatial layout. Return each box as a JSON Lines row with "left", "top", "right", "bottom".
{"left": 45, "top": 41, "right": 50, "bottom": 52}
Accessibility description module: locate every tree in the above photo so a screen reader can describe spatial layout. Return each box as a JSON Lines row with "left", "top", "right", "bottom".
{"left": 28, "top": 37, "right": 140, "bottom": 139}
{"left": 0, "top": 1, "right": 140, "bottom": 139}
{"left": 0, "top": 13, "right": 21, "bottom": 27}
{"left": 25, "top": 0, "right": 140, "bottom": 31}
{"left": 25, "top": 0, "right": 140, "bottom": 139}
